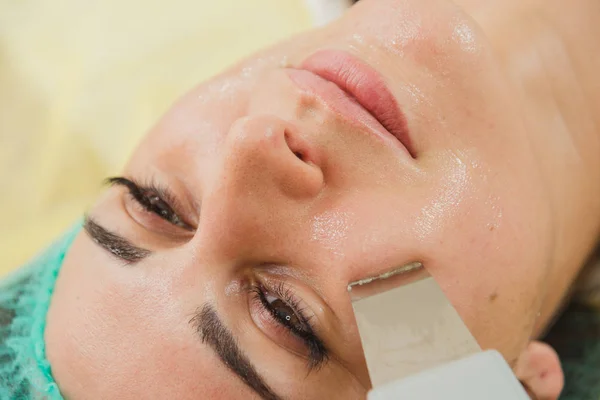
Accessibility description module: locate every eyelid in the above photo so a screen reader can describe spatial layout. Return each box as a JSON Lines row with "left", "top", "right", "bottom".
{"left": 257, "top": 265, "right": 335, "bottom": 313}
{"left": 106, "top": 177, "right": 181, "bottom": 212}
{"left": 255, "top": 281, "right": 316, "bottom": 340}
{"left": 107, "top": 176, "right": 196, "bottom": 231}
{"left": 256, "top": 266, "right": 338, "bottom": 329}
{"left": 248, "top": 287, "right": 312, "bottom": 356}
{"left": 246, "top": 275, "right": 329, "bottom": 371}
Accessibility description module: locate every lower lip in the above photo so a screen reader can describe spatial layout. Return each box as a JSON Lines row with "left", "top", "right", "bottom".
{"left": 286, "top": 68, "right": 411, "bottom": 157}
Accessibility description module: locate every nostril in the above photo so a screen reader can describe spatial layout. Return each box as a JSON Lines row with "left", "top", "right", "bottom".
{"left": 274, "top": 123, "right": 324, "bottom": 197}
{"left": 283, "top": 126, "right": 321, "bottom": 170}
{"left": 284, "top": 129, "right": 306, "bottom": 162}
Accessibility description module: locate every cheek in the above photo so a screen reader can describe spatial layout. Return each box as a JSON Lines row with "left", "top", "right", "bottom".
{"left": 424, "top": 179, "right": 550, "bottom": 364}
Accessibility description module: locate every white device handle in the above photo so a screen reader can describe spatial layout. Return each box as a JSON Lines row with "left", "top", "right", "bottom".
{"left": 368, "top": 350, "right": 530, "bottom": 400}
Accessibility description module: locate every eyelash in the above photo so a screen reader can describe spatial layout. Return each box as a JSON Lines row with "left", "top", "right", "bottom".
{"left": 249, "top": 281, "right": 328, "bottom": 370}
{"left": 107, "top": 177, "right": 193, "bottom": 230}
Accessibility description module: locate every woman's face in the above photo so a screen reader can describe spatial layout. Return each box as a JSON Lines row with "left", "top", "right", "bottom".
{"left": 46, "top": 0, "right": 556, "bottom": 398}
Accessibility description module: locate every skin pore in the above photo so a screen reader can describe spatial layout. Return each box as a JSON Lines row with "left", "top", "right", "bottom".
{"left": 44, "top": 0, "right": 600, "bottom": 399}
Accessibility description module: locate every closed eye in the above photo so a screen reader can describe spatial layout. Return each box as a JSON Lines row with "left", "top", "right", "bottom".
{"left": 106, "top": 176, "right": 195, "bottom": 231}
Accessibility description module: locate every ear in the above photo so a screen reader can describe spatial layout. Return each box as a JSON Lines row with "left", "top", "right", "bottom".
{"left": 514, "top": 341, "right": 564, "bottom": 400}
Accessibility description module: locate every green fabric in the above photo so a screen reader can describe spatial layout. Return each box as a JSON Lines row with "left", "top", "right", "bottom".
{"left": 545, "top": 303, "right": 600, "bottom": 399}
{"left": 0, "top": 224, "right": 80, "bottom": 399}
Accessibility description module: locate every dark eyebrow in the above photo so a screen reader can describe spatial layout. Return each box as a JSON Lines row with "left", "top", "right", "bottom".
{"left": 190, "top": 304, "right": 284, "bottom": 400}
{"left": 84, "top": 216, "right": 152, "bottom": 263}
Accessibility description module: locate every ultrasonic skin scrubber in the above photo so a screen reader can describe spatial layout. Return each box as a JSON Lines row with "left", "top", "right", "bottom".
{"left": 348, "top": 263, "right": 530, "bottom": 399}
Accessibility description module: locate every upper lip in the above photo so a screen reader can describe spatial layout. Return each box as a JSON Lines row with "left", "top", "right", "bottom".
{"left": 297, "top": 49, "right": 415, "bottom": 158}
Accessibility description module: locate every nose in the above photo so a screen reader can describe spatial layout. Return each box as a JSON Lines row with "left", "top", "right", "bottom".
{"left": 221, "top": 115, "right": 324, "bottom": 199}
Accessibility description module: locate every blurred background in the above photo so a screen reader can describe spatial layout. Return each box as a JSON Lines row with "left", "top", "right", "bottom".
{"left": 0, "top": 0, "right": 355, "bottom": 273}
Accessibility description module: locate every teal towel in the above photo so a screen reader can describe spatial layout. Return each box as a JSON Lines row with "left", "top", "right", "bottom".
{"left": 0, "top": 224, "right": 80, "bottom": 399}
{"left": 545, "top": 303, "right": 600, "bottom": 399}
